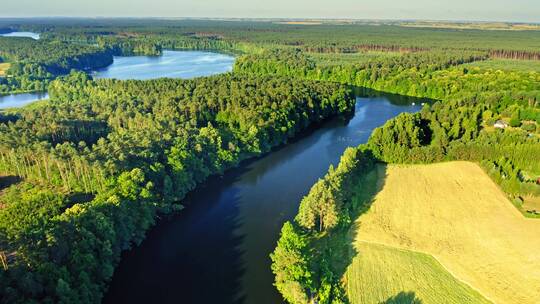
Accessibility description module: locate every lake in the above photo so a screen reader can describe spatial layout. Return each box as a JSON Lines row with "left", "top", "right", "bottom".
{"left": 0, "top": 31, "right": 40, "bottom": 39}
{"left": 102, "top": 93, "right": 424, "bottom": 304}
{"left": 0, "top": 50, "right": 235, "bottom": 109}
{"left": 93, "top": 50, "right": 235, "bottom": 80}
{"left": 0, "top": 92, "right": 49, "bottom": 109}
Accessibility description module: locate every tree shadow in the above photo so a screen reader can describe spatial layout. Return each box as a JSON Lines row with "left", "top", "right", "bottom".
{"left": 0, "top": 175, "right": 22, "bottom": 191}
{"left": 312, "top": 164, "right": 387, "bottom": 302}
{"left": 380, "top": 291, "right": 423, "bottom": 304}
{"left": 103, "top": 166, "right": 250, "bottom": 304}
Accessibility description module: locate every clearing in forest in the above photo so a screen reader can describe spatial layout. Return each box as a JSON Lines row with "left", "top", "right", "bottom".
{"left": 348, "top": 161, "right": 540, "bottom": 304}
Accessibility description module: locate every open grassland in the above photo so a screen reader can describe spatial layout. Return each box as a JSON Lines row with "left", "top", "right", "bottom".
{"left": 462, "top": 59, "right": 540, "bottom": 72}
{"left": 345, "top": 241, "right": 491, "bottom": 304}
{"left": 352, "top": 161, "right": 540, "bottom": 304}
{"left": 0, "top": 62, "right": 10, "bottom": 77}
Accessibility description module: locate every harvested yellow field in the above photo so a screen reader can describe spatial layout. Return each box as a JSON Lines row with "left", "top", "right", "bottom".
{"left": 354, "top": 161, "right": 540, "bottom": 304}
{"left": 0, "top": 63, "right": 10, "bottom": 77}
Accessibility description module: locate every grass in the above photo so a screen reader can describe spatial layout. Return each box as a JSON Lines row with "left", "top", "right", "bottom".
{"left": 0, "top": 63, "right": 10, "bottom": 77}
{"left": 309, "top": 51, "right": 401, "bottom": 67}
{"left": 462, "top": 59, "right": 540, "bottom": 73}
{"left": 352, "top": 161, "right": 540, "bottom": 304}
{"left": 345, "top": 242, "right": 491, "bottom": 304}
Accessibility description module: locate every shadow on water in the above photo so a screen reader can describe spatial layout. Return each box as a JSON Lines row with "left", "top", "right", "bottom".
{"left": 103, "top": 93, "right": 430, "bottom": 304}
{"left": 354, "top": 87, "right": 436, "bottom": 106}
{"left": 0, "top": 175, "right": 22, "bottom": 191}
{"left": 380, "top": 291, "right": 423, "bottom": 304}
{"left": 104, "top": 166, "right": 249, "bottom": 303}
{"left": 103, "top": 118, "right": 351, "bottom": 304}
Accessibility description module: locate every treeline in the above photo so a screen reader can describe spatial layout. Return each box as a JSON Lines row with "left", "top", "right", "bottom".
{"left": 0, "top": 37, "right": 113, "bottom": 94}
{"left": 273, "top": 98, "right": 540, "bottom": 304}
{"left": 45, "top": 31, "right": 244, "bottom": 55}
{"left": 234, "top": 49, "right": 489, "bottom": 96}
{"left": 0, "top": 72, "right": 355, "bottom": 303}
{"left": 269, "top": 43, "right": 540, "bottom": 304}
{"left": 301, "top": 44, "right": 426, "bottom": 54}
{"left": 272, "top": 146, "right": 376, "bottom": 304}
{"left": 24, "top": 19, "right": 540, "bottom": 52}
{"left": 489, "top": 49, "right": 540, "bottom": 61}
{"left": 0, "top": 38, "right": 113, "bottom": 75}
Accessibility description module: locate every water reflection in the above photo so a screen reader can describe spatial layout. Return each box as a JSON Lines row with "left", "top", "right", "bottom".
{"left": 103, "top": 94, "right": 426, "bottom": 304}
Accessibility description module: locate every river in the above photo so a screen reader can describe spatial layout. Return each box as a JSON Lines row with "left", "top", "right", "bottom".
{"left": 102, "top": 92, "right": 425, "bottom": 304}
{"left": 0, "top": 50, "right": 235, "bottom": 109}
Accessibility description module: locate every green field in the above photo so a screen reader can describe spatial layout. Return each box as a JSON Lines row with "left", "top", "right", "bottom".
{"left": 462, "top": 59, "right": 540, "bottom": 72}
{"left": 345, "top": 242, "right": 491, "bottom": 304}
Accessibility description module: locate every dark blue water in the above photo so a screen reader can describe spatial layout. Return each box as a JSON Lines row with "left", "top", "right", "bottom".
{"left": 103, "top": 95, "right": 424, "bottom": 304}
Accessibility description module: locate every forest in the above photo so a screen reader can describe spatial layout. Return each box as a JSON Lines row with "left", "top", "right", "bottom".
{"left": 242, "top": 24, "right": 540, "bottom": 304}
{"left": 0, "top": 18, "right": 539, "bottom": 304}
{"left": 0, "top": 71, "right": 353, "bottom": 303}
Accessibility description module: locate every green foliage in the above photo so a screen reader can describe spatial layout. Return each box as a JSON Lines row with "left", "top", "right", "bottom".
{"left": 272, "top": 147, "right": 376, "bottom": 303}
{"left": 270, "top": 222, "right": 312, "bottom": 304}
{"left": 0, "top": 37, "right": 112, "bottom": 94}
{"left": 0, "top": 72, "right": 354, "bottom": 303}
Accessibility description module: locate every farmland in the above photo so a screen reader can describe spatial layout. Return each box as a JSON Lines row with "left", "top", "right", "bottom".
{"left": 0, "top": 63, "right": 9, "bottom": 77}
{"left": 353, "top": 161, "right": 540, "bottom": 304}
{"left": 345, "top": 241, "right": 490, "bottom": 304}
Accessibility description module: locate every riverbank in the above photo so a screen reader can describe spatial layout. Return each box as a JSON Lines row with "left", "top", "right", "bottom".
{"left": 103, "top": 94, "right": 422, "bottom": 304}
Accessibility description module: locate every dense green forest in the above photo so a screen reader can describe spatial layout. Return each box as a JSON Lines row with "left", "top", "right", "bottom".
{"left": 3, "top": 18, "right": 540, "bottom": 95}
{"left": 265, "top": 32, "right": 540, "bottom": 304}
{"left": 1, "top": 19, "right": 540, "bottom": 304}
{"left": 0, "top": 37, "right": 112, "bottom": 94}
{"left": 0, "top": 72, "right": 353, "bottom": 303}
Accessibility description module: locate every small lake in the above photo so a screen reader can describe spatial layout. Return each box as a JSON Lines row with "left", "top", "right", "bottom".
{"left": 93, "top": 50, "right": 235, "bottom": 80}
{"left": 103, "top": 93, "right": 425, "bottom": 304}
{"left": 0, "top": 50, "right": 235, "bottom": 109}
{"left": 0, "top": 31, "right": 40, "bottom": 39}
{"left": 0, "top": 92, "right": 48, "bottom": 109}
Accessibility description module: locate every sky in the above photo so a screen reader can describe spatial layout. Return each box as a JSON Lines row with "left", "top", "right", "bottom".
{"left": 1, "top": 0, "right": 540, "bottom": 23}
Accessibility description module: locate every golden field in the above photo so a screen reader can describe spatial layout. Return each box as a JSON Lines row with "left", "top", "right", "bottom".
{"left": 349, "top": 161, "right": 540, "bottom": 304}
{"left": 0, "top": 63, "right": 10, "bottom": 77}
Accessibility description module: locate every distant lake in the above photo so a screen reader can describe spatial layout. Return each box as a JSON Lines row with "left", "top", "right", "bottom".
{"left": 93, "top": 50, "right": 235, "bottom": 80}
{"left": 0, "top": 92, "right": 48, "bottom": 109}
{"left": 0, "top": 50, "right": 235, "bottom": 109}
{"left": 0, "top": 31, "right": 40, "bottom": 39}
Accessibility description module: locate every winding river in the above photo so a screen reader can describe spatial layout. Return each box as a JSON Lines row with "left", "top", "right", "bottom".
{"left": 0, "top": 38, "right": 425, "bottom": 302}
{"left": 103, "top": 91, "right": 425, "bottom": 304}
{"left": 0, "top": 49, "right": 235, "bottom": 109}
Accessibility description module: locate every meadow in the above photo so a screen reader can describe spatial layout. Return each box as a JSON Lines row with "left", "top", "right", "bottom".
{"left": 352, "top": 161, "right": 540, "bottom": 304}
{"left": 345, "top": 241, "right": 490, "bottom": 304}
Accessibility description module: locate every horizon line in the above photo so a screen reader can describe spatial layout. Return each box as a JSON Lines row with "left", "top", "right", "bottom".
{"left": 0, "top": 16, "right": 538, "bottom": 25}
